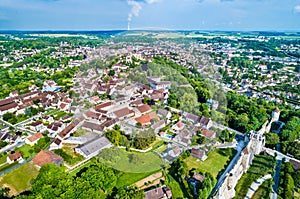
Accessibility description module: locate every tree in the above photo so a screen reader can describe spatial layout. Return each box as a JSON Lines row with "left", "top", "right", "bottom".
{"left": 0, "top": 187, "right": 10, "bottom": 198}
{"left": 110, "top": 187, "right": 145, "bottom": 199}
{"left": 280, "top": 116, "right": 300, "bottom": 142}
{"left": 179, "top": 93, "right": 198, "bottom": 114}
{"left": 2, "top": 112, "right": 14, "bottom": 122}
{"left": 136, "top": 122, "right": 142, "bottom": 128}
{"left": 108, "top": 70, "right": 115, "bottom": 76}
{"left": 293, "top": 171, "right": 300, "bottom": 188}
{"left": 265, "top": 132, "right": 280, "bottom": 147}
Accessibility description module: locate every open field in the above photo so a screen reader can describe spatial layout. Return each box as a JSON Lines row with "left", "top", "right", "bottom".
{"left": 0, "top": 154, "right": 8, "bottom": 165}
{"left": 0, "top": 162, "right": 39, "bottom": 195}
{"left": 45, "top": 110, "right": 71, "bottom": 120}
{"left": 99, "top": 147, "right": 163, "bottom": 173}
{"left": 16, "top": 144, "right": 35, "bottom": 159}
{"left": 116, "top": 170, "right": 160, "bottom": 188}
{"left": 135, "top": 172, "right": 162, "bottom": 188}
{"left": 165, "top": 174, "right": 184, "bottom": 198}
{"left": 27, "top": 34, "right": 97, "bottom": 39}
{"left": 184, "top": 148, "right": 235, "bottom": 179}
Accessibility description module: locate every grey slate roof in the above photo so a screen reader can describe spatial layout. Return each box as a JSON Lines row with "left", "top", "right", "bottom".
{"left": 76, "top": 136, "right": 112, "bottom": 157}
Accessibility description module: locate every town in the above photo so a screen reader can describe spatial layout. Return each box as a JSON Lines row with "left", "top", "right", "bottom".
{"left": 0, "top": 31, "right": 299, "bottom": 199}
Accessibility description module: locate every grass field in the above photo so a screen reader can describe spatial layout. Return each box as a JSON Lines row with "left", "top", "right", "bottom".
{"left": 184, "top": 148, "right": 235, "bottom": 179}
{"left": 155, "top": 144, "right": 168, "bottom": 153}
{"left": 16, "top": 144, "right": 35, "bottom": 159}
{"left": 0, "top": 162, "right": 39, "bottom": 195}
{"left": 99, "top": 147, "right": 163, "bottom": 173}
{"left": 0, "top": 154, "right": 8, "bottom": 164}
{"left": 45, "top": 110, "right": 70, "bottom": 120}
{"left": 235, "top": 155, "right": 276, "bottom": 199}
{"left": 116, "top": 170, "right": 160, "bottom": 188}
{"left": 165, "top": 174, "right": 184, "bottom": 198}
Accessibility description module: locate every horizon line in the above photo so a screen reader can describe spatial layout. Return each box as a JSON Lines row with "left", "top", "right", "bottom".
{"left": 0, "top": 29, "right": 299, "bottom": 33}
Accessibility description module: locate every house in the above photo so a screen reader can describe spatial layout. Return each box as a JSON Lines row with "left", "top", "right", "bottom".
{"left": 199, "top": 116, "right": 213, "bottom": 129}
{"left": 192, "top": 173, "right": 205, "bottom": 183}
{"left": 9, "top": 90, "right": 18, "bottom": 98}
{"left": 82, "top": 121, "right": 103, "bottom": 134}
{"left": 174, "top": 130, "right": 194, "bottom": 146}
{"left": 58, "top": 122, "right": 77, "bottom": 139}
{"left": 42, "top": 80, "right": 60, "bottom": 92}
{"left": 42, "top": 116, "right": 54, "bottom": 123}
{"left": 147, "top": 77, "right": 171, "bottom": 90}
{"left": 7, "top": 152, "right": 23, "bottom": 164}
{"left": 130, "top": 99, "right": 143, "bottom": 107}
{"left": 191, "top": 148, "right": 207, "bottom": 161}
{"left": 59, "top": 103, "right": 70, "bottom": 111}
{"left": 25, "top": 132, "right": 43, "bottom": 146}
{"left": 33, "top": 150, "right": 64, "bottom": 168}
{"left": 157, "top": 109, "right": 171, "bottom": 119}
{"left": 49, "top": 138, "right": 62, "bottom": 150}
{"left": 30, "top": 121, "right": 45, "bottom": 132}
{"left": 162, "top": 145, "right": 183, "bottom": 163}
{"left": 201, "top": 129, "right": 216, "bottom": 139}
{"left": 94, "top": 101, "right": 113, "bottom": 111}
{"left": 84, "top": 110, "right": 101, "bottom": 120}
{"left": 137, "top": 104, "right": 152, "bottom": 114}
{"left": 182, "top": 112, "right": 200, "bottom": 124}
{"left": 172, "top": 121, "right": 184, "bottom": 132}
{"left": 47, "top": 122, "right": 64, "bottom": 138}
{"left": 75, "top": 136, "right": 112, "bottom": 159}
{"left": 144, "top": 186, "right": 166, "bottom": 199}
{"left": 151, "top": 120, "right": 166, "bottom": 133}
{"left": 135, "top": 112, "right": 158, "bottom": 126}
{"left": 90, "top": 96, "right": 101, "bottom": 104}
{"left": 0, "top": 102, "right": 18, "bottom": 115}
{"left": 113, "top": 107, "right": 135, "bottom": 120}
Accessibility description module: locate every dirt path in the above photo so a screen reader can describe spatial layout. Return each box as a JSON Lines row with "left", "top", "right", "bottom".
{"left": 135, "top": 172, "right": 163, "bottom": 188}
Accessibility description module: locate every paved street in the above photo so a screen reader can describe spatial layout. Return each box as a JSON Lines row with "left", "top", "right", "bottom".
{"left": 245, "top": 174, "right": 272, "bottom": 199}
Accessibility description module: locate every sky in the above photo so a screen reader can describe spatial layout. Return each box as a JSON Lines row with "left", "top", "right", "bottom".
{"left": 0, "top": 0, "right": 300, "bottom": 31}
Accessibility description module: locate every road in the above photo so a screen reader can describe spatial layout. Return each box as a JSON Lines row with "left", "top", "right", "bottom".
{"left": 208, "top": 138, "right": 248, "bottom": 198}
{"left": 245, "top": 174, "right": 272, "bottom": 199}
{"left": 271, "top": 159, "right": 282, "bottom": 199}
{"left": 0, "top": 141, "right": 24, "bottom": 154}
{"left": 0, "top": 118, "right": 35, "bottom": 135}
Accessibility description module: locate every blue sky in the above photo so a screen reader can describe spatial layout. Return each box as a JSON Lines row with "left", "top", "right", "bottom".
{"left": 0, "top": 0, "right": 300, "bottom": 31}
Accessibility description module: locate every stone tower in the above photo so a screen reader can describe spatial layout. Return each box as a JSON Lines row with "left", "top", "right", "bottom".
{"left": 272, "top": 107, "right": 280, "bottom": 122}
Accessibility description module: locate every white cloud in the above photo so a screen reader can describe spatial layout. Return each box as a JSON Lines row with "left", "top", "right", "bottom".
{"left": 127, "top": 0, "right": 159, "bottom": 21}
{"left": 294, "top": 5, "right": 300, "bottom": 13}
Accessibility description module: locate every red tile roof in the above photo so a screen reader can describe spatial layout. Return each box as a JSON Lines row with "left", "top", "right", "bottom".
{"left": 193, "top": 173, "right": 205, "bottom": 183}
{"left": 113, "top": 107, "right": 134, "bottom": 118}
{"left": 33, "top": 150, "right": 63, "bottom": 167}
{"left": 28, "top": 132, "right": 43, "bottom": 142}
{"left": 58, "top": 122, "right": 76, "bottom": 138}
{"left": 200, "top": 116, "right": 211, "bottom": 126}
{"left": 135, "top": 112, "right": 158, "bottom": 125}
{"left": 137, "top": 104, "right": 152, "bottom": 113}
{"left": 201, "top": 129, "right": 215, "bottom": 138}
{"left": 0, "top": 102, "right": 18, "bottom": 111}
{"left": 176, "top": 121, "right": 183, "bottom": 128}
{"left": 94, "top": 101, "right": 113, "bottom": 110}
{"left": 8, "top": 152, "right": 22, "bottom": 161}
